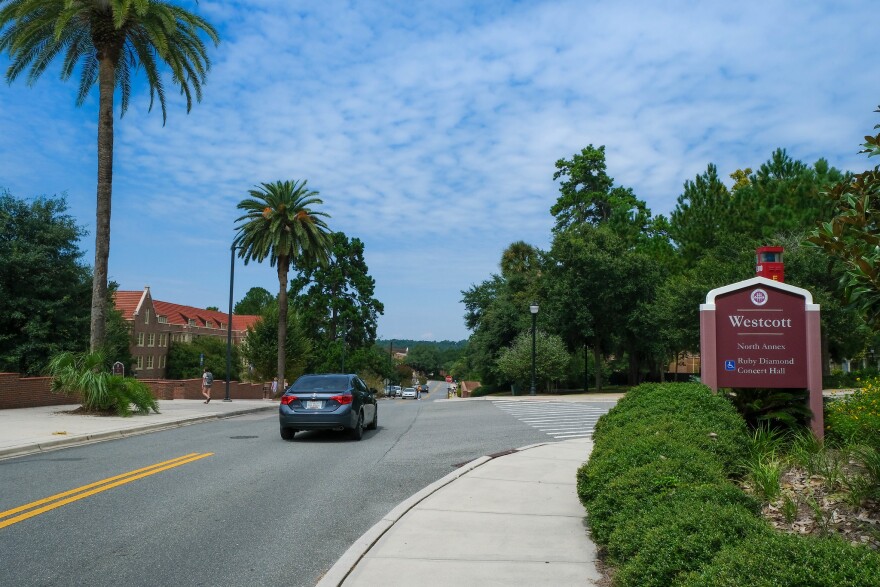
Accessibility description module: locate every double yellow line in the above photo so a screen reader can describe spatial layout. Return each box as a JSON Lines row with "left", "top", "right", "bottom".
{"left": 0, "top": 452, "right": 212, "bottom": 530}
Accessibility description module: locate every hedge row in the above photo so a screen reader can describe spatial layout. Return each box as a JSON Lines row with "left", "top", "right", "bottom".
{"left": 577, "top": 382, "right": 880, "bottom": 586}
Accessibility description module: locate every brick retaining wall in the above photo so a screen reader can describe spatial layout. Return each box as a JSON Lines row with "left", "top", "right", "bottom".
{"left": 0, "top": 373, "right": 80, "bottom": 408}
{"left": 0, "top": 372, "right": 268, "bottom": 409}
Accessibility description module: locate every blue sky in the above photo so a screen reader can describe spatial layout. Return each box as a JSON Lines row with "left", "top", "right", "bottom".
{"left": 1, "top": 0, "right": 878, "bottom": 342}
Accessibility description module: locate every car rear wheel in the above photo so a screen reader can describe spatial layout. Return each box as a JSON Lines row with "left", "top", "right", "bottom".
{"left": 280, "top": 426, "right": 297, "bottom": 441}
{"left": 350, "top": 412, "right": 364, "bottom": 441}
{"left": 367, "top": 407, "right": 378, "bottom": 430}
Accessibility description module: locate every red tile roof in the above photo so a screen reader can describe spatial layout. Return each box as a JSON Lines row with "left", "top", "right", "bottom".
{"left": 113, "top": 290, "right": 145, "bottom": 321}
{"left": 113, "top": 290, "right": 260, "bottom": 332}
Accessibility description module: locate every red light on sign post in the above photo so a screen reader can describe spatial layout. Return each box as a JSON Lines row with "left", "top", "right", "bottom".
{"left": 756, "top": 246, "right": 784, "bottom": 282}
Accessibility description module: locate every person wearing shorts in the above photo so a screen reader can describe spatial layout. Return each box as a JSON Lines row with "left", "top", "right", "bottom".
{"left": 202, "top": 368, "right": 213, "bottom": 403}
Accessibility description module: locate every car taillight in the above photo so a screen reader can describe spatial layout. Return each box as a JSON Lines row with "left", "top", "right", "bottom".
{"left": 281, "top": 395, "right": 298, "bottom": 405}
{"left": 329, "top": 394, "right": 353, "bottom": 405}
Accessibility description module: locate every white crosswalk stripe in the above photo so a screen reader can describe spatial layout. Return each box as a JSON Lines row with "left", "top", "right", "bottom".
{"left": 490, "top": 400, "right": 612, "bottom": 439}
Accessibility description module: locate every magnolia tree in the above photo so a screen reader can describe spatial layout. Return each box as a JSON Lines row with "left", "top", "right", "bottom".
{"left": 496, "top": 331, "right": 570, "bottom": 392}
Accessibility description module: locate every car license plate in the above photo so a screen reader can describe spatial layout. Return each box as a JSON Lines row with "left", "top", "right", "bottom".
{"left": 306, "top": 400, "right": 323, "bottom": 410}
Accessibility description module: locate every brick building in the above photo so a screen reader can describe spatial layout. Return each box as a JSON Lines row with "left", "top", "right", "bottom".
{"left": 113, "top": 286, "right": 260, "bottom": 379}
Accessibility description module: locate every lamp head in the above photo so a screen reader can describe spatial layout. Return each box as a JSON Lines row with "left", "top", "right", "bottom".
{"left": 529, "top": 303, "right": 539, "bottom": 314}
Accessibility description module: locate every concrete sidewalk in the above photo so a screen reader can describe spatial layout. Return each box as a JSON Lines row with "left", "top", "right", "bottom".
{"left": 318, "top": 438, "right": 600, "bottom": 587}
{"left": 0, "top": 399, "right": 276, "bottom": 459}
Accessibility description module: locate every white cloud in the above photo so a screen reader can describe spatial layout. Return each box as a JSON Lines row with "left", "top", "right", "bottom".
{"left": 1, "top": 0, "right": 878, "bottom": 340}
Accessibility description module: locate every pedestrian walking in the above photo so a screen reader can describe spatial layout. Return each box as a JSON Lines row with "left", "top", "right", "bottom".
{"left": 268, "top": 377, "right": 278, "bottom": 400}
{"left": 202, "top": 368, "right": 213, "bottom": 403}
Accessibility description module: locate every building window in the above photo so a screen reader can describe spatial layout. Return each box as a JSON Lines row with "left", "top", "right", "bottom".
{"left": 137, "top": 333, "right": 144, "bottom": 347}
{"left": 145, "top": 309, "right": 150, "bottom": 324}
{"left": 146, "top": 355, "right": 154, "bottom": 369}
{"left": 159, "top": 334, "right": 167, "bottom": 347}
{"left": 159, "top": 355, "right": 166, "bottom": 369}
{"left": 158, "top": 316, "right": 167, "bottom": 324}
{"left": 136, "top": 356, "right": 144, "bottom": 369}
{"left": 148, "top": 333, "right": 155, "bottom": 347}
{"left": 188, "top": 319, "right": 196, "bottom": 326}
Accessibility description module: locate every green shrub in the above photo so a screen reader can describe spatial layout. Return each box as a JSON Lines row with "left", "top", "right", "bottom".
{"left": 613, "top": 501, "right": 769, "bottom": 587}
{"left": 825, "top": 376, "right": 880, "bottom": 447}
{"left": 607, "top": 484, "right": 762, "bottom": 564}
{"left": 579, "top": 432, "right": 725, "bottom": 506}
{"left": 592, "top": 382, "right": 749, "bottom": 472}
{"left": 584, "top": 455, "right": 725, "bottom": 545}
{"left": 48, "top": 350, "right": 159, "bottom": 416}
{"left": 681, "top": 532, "right": 880, "bottom": 587}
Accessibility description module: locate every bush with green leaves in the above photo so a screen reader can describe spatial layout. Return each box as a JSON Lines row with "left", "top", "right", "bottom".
{"left": 582, "top": 453, "right": 727, "bottom": 545}
{"left": 607, "top": 484, "right": 761, "bottom": 565}
{"left": 48, "top": 351, "right": 159, "bottom": 416}
{"left": 588, "top": 382, "right": 750, "bottom": 474}
{"left": 612, "top": 499, "right": 769, "bottom": 587}
{"left": 579, "top": 381, "right": 880, "bottom": 584}
{"left": 825, "top": 375, "right": 880, "bottom": 447}
{"left": 681, "top": 531, "right": 880, "bottom": 587}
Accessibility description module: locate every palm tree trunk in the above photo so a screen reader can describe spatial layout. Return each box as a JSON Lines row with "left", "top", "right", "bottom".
{"left": 90, "top": 53, "right": 116, "bottom": 351}
{"left": 277, "top": 257, "right": 289, "bottom": 384}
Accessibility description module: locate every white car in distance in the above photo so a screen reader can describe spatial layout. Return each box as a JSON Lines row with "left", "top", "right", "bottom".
{"left": 401, "top": 387, "right": 417, "bottom": 400}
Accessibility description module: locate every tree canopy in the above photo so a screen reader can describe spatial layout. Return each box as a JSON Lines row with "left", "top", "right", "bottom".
{"left": 290, "top": 231, "right": 384, "bottom": 373}
{"left": 0, "top": 190, "right": 91, "bottom": 374}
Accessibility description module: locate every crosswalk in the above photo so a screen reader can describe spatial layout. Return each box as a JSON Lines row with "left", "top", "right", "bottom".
{"left": 490, "top": 400, "right": 612, "bottom": 439}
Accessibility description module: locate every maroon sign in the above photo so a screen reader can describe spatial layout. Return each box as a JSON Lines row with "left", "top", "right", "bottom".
{"left": 715, "top": 286, "right": 807, "bottom": 388}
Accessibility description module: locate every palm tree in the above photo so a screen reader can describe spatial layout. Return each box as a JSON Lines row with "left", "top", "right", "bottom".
{"left": 0, "top": 0, "right": 219, "bottom": 351}
{"left": 234, "top": 180, "right": 332, "bottom": 385}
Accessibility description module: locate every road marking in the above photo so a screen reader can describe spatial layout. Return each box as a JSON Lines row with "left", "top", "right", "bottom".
{"left": 491, "top": 400, "right": 611, "bottom": 439}
{"left": 0, "top": 452, "right": 212, "bottom": 530}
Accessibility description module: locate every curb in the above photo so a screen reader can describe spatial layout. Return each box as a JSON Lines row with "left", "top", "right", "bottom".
{"left": 315, "top": 441, "right": 552, "bottom": 587}
{"left": 0, "top": 405, "right": 275, "bottom": 460}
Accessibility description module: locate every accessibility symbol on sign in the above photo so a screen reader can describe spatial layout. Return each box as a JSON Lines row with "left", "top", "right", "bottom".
{"left": 724, "top": 360, "right": 736, "bottom": 371}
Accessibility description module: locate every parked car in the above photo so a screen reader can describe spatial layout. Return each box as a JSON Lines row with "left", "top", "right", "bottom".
{"left": 279, "top": 373, "right": 378, "bottom": 440}
{"left": 389, "top": 385, "right": 402, "bottom": 397}
{"left": 402, "top": 387, "right": 417, "bottom": 399}
{"left": 419, "top": 383, "right": 429, "bottom": 393}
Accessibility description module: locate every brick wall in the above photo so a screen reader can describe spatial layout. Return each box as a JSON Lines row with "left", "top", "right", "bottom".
{"left": 139, "top": 378, "right": 266, "bottom": 400}
{"left": 0, "top": 372, "right": 269, "bottom": 409}
{"left": 0, "top": 373, "right": 78, "bottom": 409}
{"left": 460, "top": 380, "right": 481, "bottom": 398}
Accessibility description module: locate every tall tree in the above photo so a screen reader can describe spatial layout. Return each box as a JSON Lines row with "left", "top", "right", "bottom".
{"left": 669, "top": 163, "right": 734, "bottom": 265}
{"left": 0, "top": 190, "right": 91, "bottom": 374}
{"left": 290, "top": 232, "right": 384, "bottom": 373}
{"left": 496, "top": 330, "right": 570, "bottom": 392}
{"left": 0, "top": 0, "right": 219, "bottom": 351}
{"left": 808, "top": 161, "right": 880, "bottom": 328}
{"left": 551, "top": 145, "right": 615, "bottom": 231}
{"left": 234, "top": 286, "right": 274, "bottom": 316}
{"left": 238, "top": 303, "right": 311, "bottom": 383}
{"left": 234, "top": 180, "right": 331, "bottom": 385}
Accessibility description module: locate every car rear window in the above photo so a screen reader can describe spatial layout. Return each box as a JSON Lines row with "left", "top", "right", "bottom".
{"left": 290, "top": 375, "right": 350, "bottom": 392}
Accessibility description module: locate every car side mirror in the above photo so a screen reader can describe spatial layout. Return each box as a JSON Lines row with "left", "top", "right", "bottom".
{"left": 369, "top": 387, "right": 377, "bottom": 395}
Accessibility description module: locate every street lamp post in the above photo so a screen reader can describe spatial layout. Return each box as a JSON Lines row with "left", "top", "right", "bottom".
{"left": 530, "top": 302, "right": 539, "bottom": 396}
{"left": 224, "top": 243, "right": 238, "bottom": 402}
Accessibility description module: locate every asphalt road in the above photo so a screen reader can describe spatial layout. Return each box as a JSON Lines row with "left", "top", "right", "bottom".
{"left": 0, "top": 391, "right": 597, "bottom": 586}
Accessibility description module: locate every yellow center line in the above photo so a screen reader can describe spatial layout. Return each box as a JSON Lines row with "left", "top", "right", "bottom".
{"left": 0, "top": 453, "right": 213, "bottom": 530}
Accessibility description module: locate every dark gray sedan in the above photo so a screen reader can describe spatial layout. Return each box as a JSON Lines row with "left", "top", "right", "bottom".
{"left": 279, "top": 373, "right": 378, "bottom": 440}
